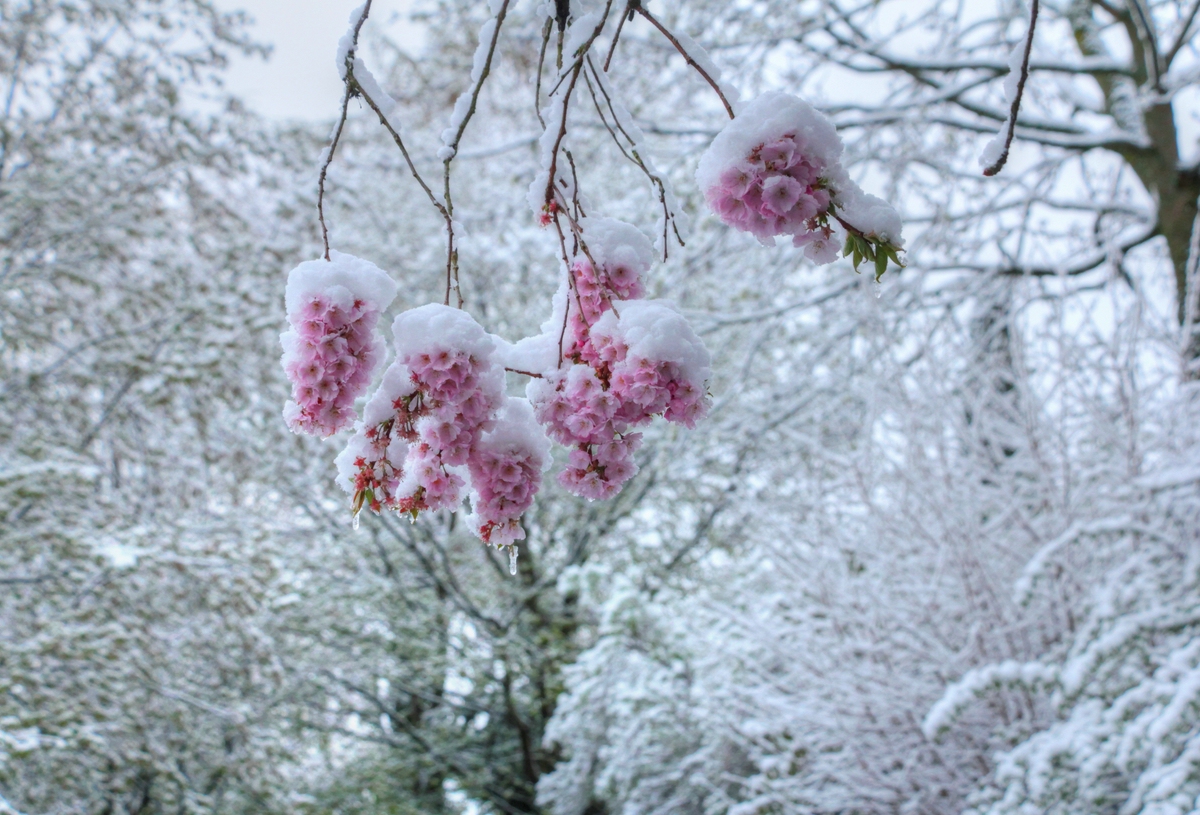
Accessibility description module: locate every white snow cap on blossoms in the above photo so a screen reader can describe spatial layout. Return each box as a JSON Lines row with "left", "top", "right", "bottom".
{"left": 281, "top": 251, "right": 398, "bottom": 437}
{"left": 697, "top": 92, "right": 903, "bottom": 269}
{"left": 577, "top": 216, "right": 656, "bottom": 275}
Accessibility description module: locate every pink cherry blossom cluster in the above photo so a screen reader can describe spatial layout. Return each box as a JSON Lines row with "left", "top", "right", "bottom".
{"left": 705, "top": 133, "right": 837, "bottom": 256}
{"left": 566, "top": 254, "right": 642, "bottom": 363}
{"left": 281, "top": 252, "right": 398, "bottom": 437}
{"left": 348, "top": 343, "right": 503, "bottom": 516}
{"left": 336, "top": 305, "right": 549, "bottom": 551}
{"left": 282, "top": 292, "right": 382, "bottom": 437}
{"left": 696, "top": 92, "right": 904, "bottom": 271}
{"left": 467, "top": 399, "right": 550, "bottom": 548}
{"left": 528, "top": 228, "right": 711, "bottom": 501}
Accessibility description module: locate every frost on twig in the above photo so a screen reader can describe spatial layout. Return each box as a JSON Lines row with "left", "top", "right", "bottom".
{"left": 632, "top": 2, "right": 738, "bottom": 119}
{"left": 583, "top": 57, "right": 687, "bottom": 261}
{"left": 317, "top": 1, "right": 374, "bottom": 260}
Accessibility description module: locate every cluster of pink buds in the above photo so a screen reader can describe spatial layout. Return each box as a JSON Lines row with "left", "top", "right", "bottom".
{"left": 527, "top": 220, "right": 711, "bottom": 501}
{"left": 281, "top": 252, "right": 397, "bottom": 437}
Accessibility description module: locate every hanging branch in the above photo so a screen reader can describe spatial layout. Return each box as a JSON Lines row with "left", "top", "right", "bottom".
{"left": 435, "top": 0, "right": 514, "bottom": 307}
{"left": 317, "top": 0, "right": 374, "bottom": 261}
{"left": 982, "top": 0, "right": 1039, "bottom": 177}
{"left": 540, "top": 2, "right": 614, "bottom": 210}
{"left": 583, "top": 57, "right": 684, "bottom": 260}
{"left": 351, "top": 80, "right": 447, "bottom": 222}
{"left": 1126, "top": 0, "right": 1163, "bottom": 91}
{"left": 534, "top": 16, "right": 553, "bottom": 127}
{"left": 631, "top": 2, "right": 736, "bottom": 120}
{"left": 603, "top": 0, "right": 634, "bottom": 72}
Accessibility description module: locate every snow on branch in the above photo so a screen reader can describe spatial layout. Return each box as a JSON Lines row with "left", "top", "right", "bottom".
{"left": 980, "top": 0, "right": 1039, "bottom": 176}
{"left": 286, "top": 0, "right": 906, "bottom": 570}
{"left": 923, "top": 660, "right": 1060, "bottom": 739}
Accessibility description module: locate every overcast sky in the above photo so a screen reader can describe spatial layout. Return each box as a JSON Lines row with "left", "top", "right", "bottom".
{"left": 218, "top": 0, "right": 421, "bottom": 121}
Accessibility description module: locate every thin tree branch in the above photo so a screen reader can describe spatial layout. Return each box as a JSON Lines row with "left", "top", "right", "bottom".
{"left": 633, "top": 2, "right": 736, "bottom": 119}
{"left": 983, "top": 0, "right": 1039, "bottom": 176}
{"left": 317, "top": 1, "right": 373, "bottom": 260}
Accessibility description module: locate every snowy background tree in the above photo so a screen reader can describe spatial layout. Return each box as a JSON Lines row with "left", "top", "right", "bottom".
{"left": 1, "top": 0, "right": 1198, "bottom": 814}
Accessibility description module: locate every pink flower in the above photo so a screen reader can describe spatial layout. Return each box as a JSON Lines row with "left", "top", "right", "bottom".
{"left": 297, "top": 318, "right": 325, "bottom": 340}
{"left": 718, "top": 165, "right": 756, "bottom": 198}
{"left": 760, "top": 138, "right": 796, "bottom": 171}
{"left": 810, "top": 187, "right": 830, "bottom": 213}
{"left": 761, "top": 175, "right": 804, "bottom": 217}
{"left": 607, "top": 263, "right": 643, "bottom": 299}
{"left": 316, "top": 380, "right": 339, "bottom": 402}
{"left": 296, "top": 359, "right": 324, "bottom": 385}
{"left": 794, "top": 228, "right": 840, "bottom": 264}
{"left": 298, "top": 295, "right": 330, "bottom": 321}
{"left": 787, "top": 160, "right": 819, "bottom": 188}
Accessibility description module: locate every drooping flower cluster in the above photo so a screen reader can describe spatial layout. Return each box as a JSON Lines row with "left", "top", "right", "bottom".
{"left": 335, "top": 305, "right": 549, "bottom": 552}
{"left": 281, "top": 252, "right": 397, "bottom": 436}
{"left": 697, "top": 92, "right": 904, "bottom": 274}
{"left": 523, "top": 219, "right": 712, "bottom": 500}
{"left": 337, "top": 304, "right": 506, "bottom": 515}
{"left": 467, "top": 398, "right": 551, "bottom": 547}
{"left": 706, "top": 133, "right": 832, "bottom": 251}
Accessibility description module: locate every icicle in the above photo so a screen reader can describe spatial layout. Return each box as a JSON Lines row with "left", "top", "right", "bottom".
{"left": 508, "top": 545, "right": 519, "bottom": 576}
{"left": 873, "top": 279, "right": 883, "bottom": 299}
{"left": 352, "top": 511, "right": 361, "bottom": 530}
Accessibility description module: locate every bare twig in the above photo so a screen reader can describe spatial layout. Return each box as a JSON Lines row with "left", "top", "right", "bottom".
{"left": 317, "top": 1, "right": 374, "bottom": 260}
{"left": 435, "top": 0, "right": 512, "bottom": 308}
{"left": 439, "top": 0, "right": 511, "bottom": 163}
{"left": 540, "top": 2, "right": 614, "bottom": 209}
{"left": 603, "top": 0, "right": 634, "bottom": 71}
{"left": 1166, "top": 0, "right": 1200, "bottom": 67}
{"left": 982, "top": 0, "right": 1039, "bottom": 177}
{"left": 1126, "top": 0, "right": 1163, "bottom": 89}
{"left": 352, "top": 82, "right": 445, "bottom": 219}
{"left": 633, "top": 3, "right": 736, "bottom": 120}
{"left": 584, "top": 57, "right": 684, "bottom": 260}
{"left": 535, "top": 16, "right": 553, "bottom": 126}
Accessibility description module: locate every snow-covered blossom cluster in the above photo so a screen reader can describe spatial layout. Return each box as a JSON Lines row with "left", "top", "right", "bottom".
{"left": 333, "top": 304, "right": 549, "bottom": 551}
{"left": 281, "top": 252, "right": 397, "bottom": 436}
{"left": 282, "top": 3, "right": 901, "bottom": 563}
{"left": 522, "top": 219, "right": 711, "bottom": 500}
{"left": 467, "top": 398, "right": 552, "bottom": 548}
{"left": 284, "top": 222, "right": 710, "bottom": 552}
{"left": 697, "top": 92, "right": 904, "bottom": 277}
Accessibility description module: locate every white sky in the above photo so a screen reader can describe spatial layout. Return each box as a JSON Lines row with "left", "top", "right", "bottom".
{"left": 218, "top": 0, "right": 421, "bottom": 121}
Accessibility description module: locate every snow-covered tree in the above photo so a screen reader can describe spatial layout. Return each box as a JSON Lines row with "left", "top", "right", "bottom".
{"left": 6, "top": 1, "right": 1200, "bottom": 814}
{"left": 1, "top": 2, "right": 323, "bottom": 810}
